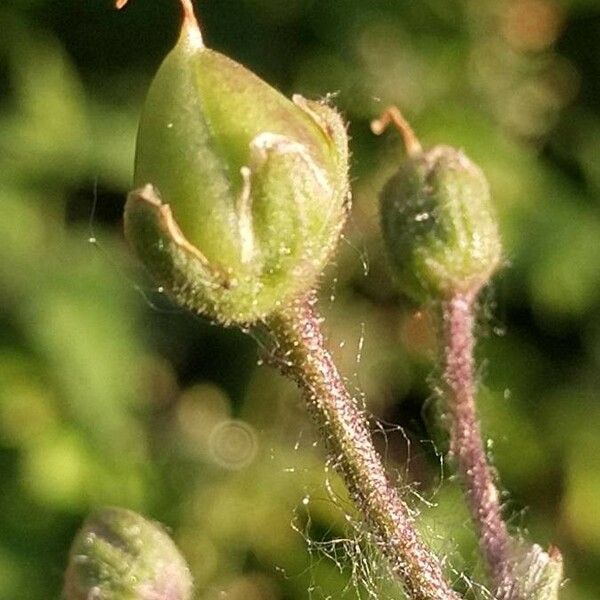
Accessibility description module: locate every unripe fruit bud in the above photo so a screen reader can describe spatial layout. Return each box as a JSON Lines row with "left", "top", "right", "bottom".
{"left": 372, "top": 107, "right": 502, "bottom": 302}
{"left": 122, "top": 0, "right": 349, "bottom": 325}
{"left": 64, "top": 507, "right": 193, "bottom": 600}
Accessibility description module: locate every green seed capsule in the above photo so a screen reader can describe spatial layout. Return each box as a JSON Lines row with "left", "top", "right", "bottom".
{"left": 64, "top": 506, "right": 193, "bottom": 600}
{"left": 123, "top": 0, "right": 349, "bottom": 325}
{"left": 373, "top": 107, "right": 502, "bottom": 302}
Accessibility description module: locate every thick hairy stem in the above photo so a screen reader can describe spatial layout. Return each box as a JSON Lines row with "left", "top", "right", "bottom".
{"left": 265, "top": 294, "right": 461, "bottom": 600}
{"left": 440, "top": 293, "right": 516, "bottom": 599}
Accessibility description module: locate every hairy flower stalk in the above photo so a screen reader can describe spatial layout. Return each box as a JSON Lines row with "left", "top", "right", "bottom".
{"left": 265, "top": 294, "right": 460, "bottom": 600}
{"left": 439, "top": 294, "right": 564, "bottom": 600}
{"left": 439, "top": 292, "right": 514, "bottom": 598}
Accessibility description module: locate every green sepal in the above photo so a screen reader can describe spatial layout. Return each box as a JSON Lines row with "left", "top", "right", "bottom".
{"left": 64, "top": 506, "right": 193, "bottom": 600}
{"left": 380, "top": 145, "right": 502, "bottom": 303}
{"left": 127, "top": 23, "right": 349, "bottom": 325}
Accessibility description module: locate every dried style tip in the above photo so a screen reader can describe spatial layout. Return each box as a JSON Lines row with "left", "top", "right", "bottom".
{"left": 64, "top": 507, "right": 193, "bottom": 600}
{"left": 377, "top": 107, "right": 502, "bottom": 302}
{"left": 124, "top": 1, "right": 349, "bottom": 325}
{"left": 371, "top": 106, "right": 422, "bottom": 157}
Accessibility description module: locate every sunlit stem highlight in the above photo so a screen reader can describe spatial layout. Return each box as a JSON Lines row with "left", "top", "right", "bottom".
{"left": 265, "top": 293, "right": 462, "bottom": 600}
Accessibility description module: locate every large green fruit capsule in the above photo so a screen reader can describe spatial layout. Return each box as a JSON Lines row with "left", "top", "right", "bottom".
{"left": 123, "top": 0, "right": 349, "bottom": 326}
{"left": 64, "top": 506, "right": 193, "bottom": 600}
{"left": 373, "top": 107, "right": 502, "bottom": 302}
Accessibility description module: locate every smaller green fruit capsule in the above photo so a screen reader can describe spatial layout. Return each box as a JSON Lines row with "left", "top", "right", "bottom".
{"left": 122, "top": 0, "right": 349, "bottom": 326}
{"left": 373, "top": 107, "right": 502, "bottom": 302}
{"left": 64, "top": 506, "right": 193, "bottom": 600}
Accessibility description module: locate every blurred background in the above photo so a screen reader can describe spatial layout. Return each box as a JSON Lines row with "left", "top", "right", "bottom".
{"left": 1, "top": 0, "right": 599, "bottom": 598}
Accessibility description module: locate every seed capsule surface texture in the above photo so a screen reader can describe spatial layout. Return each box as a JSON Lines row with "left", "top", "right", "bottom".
{"left": 64, "top": 507, "right": 193, "bottom": 600}
{"left": 124, "top": 3, "right": 349, "bottom": 325}
{"left": 375, "top": 108, "right": 502, "bottom": 302}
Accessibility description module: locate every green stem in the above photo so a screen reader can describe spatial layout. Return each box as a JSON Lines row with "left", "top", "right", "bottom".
{"left": 439, "top": 292, "right": 516, "bottom": 599}
{"left": 265, "top": 293, "right": 461, "bottom": 600}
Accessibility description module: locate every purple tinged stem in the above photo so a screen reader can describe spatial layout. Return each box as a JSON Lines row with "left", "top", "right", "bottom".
{"left": 440, "top": 293, "right": 517, "bottom": 599}
{"left": 266, "top": 294, "right": 461, "bottom": 600}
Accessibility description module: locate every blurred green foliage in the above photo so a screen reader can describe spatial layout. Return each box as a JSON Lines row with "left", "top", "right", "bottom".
{"left": 0, "top": 0, "right": 599, "bottom": 598}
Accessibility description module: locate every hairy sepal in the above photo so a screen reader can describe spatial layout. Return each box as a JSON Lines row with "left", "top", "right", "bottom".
{"left": 127, "top": 27, "right": 349, "bottom": 325}
{"left": 381, "top": 146, "right": 502, "bottom": 303}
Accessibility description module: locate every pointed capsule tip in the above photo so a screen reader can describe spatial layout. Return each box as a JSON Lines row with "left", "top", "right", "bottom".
{"left": 371, "top": 106, "right": 422, "bottom": 158}
{"left": 175, "top": 0, "right": 204, "bottom": 48}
